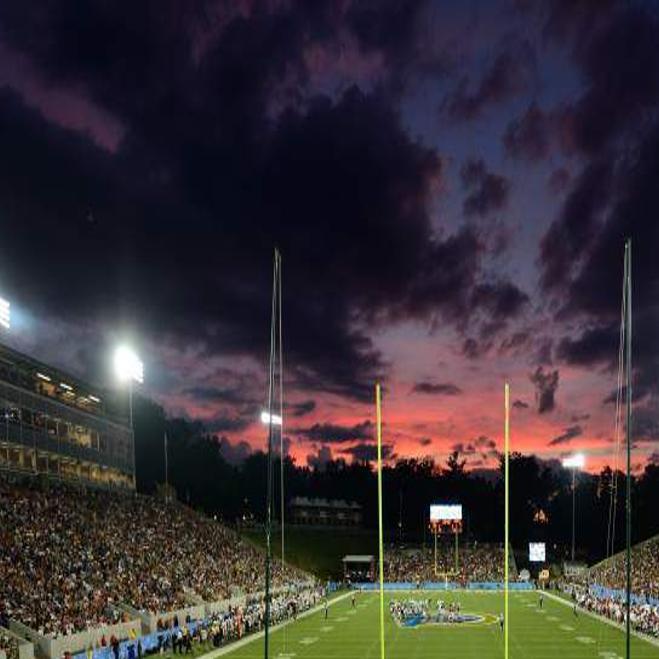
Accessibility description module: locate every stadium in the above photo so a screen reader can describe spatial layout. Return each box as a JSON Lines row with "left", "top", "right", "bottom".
{"left": 1, "top": 243, "right": 658, "bottom": 659}
{"left": 2, "top": 2, "right": 659, "bottom": 659}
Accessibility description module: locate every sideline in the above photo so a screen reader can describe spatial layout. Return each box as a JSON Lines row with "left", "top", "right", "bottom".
{"left": 196, "top": 590, "right": 353, "bottom": 658}
{"left": 543, "top": 590, "right": 659, "bottom": 648}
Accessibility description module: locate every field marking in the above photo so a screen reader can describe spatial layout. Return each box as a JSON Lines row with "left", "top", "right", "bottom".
{"left": 576, "top": 636, "right": 596, "bottom": 644}
{"left": 547, "top": 616, "right": 559, "bottom": 622}
{"left": 559, "top": 624, "right": 575, "bottom": 631}
{"left": 197, "top": 590, "right": 353, "bottom": 657}
{"left": 319, "top": 626, "right": 333, "bottom": 633}
{"left": 298, "top": 637, "right": 318, "bottom": 646}
{"left": 336, "top": 616, "right": 348, "bottom": 622}
{"left": 543, "top": 590, "right": 659, "bottom": 648}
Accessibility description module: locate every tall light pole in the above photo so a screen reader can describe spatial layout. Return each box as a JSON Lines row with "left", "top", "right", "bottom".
{"left": 114, "top": 346, "right": 143, "bottom": 489}
{"left": 562, "top": 453, "right": 585, "bottom": 562}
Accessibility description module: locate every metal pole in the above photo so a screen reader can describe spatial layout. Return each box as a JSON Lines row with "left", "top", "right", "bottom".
{"left": 571, "top": 469, "right": 576, "bottom": 562}
{"left": 504, "top": 382, "right": 510, "bottom": 659}
{"left": 278, "top": 251, "right": 285, "bottom": 567}
{"left": 624, "top": 239, "right": 632, "bottom": 659}
{"left": 129, "top": 382, "right": 136, "bottom": 489}
{"left": 263, "top": 251, "right": 278, "bottom": 659}
{"left": 164, "top": 432, "right": 169, "bottom": 502}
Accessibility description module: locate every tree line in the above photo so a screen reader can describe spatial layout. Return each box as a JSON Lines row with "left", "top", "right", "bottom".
{"left": 133, "top": 395, "right": 659, "bottom": 565}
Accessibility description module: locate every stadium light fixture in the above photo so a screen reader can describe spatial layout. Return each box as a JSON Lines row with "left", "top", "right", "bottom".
{"left": 36, "top": 372, "right": 52, "bottom": 382}
{"left": 562, "top": 453, "right": 585, "bottom": 470}
{"left": 114, "top": 346, "right": 144, "bottom": 384}
{"left": 114, "top": 345, "right": 143, "bottom": 491}
{"left": 0, "top": 297, "right": 10, "bottom": 330}
{"left": 562, "top": 453, "right": 586, "bottom": 562}
{"left": 260, "top": 410, "right": 282, "bottom": 426}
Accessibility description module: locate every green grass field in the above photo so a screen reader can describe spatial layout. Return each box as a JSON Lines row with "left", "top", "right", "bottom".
{"left": 218, "top": 590, "right": 658, "bottom": 659}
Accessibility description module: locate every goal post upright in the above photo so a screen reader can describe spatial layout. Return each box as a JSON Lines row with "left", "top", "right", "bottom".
{"left": 376, "top": 382, "right": 386, "bottom": 659}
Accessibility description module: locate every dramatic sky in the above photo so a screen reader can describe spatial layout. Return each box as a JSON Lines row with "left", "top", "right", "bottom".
{"left": 1, "top": 0, "right": 658, "bottom": 473}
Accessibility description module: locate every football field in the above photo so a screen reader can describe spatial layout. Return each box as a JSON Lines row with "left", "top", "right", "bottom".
{"left": 219, "top": 590, "right": 659, "bottom": 659}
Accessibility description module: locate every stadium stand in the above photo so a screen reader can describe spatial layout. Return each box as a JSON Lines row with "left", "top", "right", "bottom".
{"left": 562, "top": 534, "right": 659, "bottom": 638}
{"left": 384, "top": 543, "right": 517, "bottom": 584}
{"left": 589, "top": 534, "right": 659, "bottom": 602}
{"left": 0, "top": 471, "right": 313, "bottom": 641}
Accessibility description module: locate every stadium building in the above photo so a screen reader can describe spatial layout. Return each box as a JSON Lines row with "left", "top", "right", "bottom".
{"left": 0, "top": 343, "right": 134, "bottom": 488}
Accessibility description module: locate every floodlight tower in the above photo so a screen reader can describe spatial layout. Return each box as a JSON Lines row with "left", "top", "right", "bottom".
{"left": 114, "top": 345, "right": 143, "bottom": 488}
{"left": 562, "top": 453, "right": 585, "bottom": 562}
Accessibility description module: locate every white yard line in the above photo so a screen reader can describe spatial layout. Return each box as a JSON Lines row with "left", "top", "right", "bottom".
{"left": 198, "top": 590, "right": 353, "bottom": 658}
{"left": 543, "top": 590, "right": 659, "bottom": 648}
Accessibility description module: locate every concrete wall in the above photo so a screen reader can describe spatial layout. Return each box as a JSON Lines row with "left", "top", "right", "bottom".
{"left": 10, "top": 618, "right": 141, "bottom": 658}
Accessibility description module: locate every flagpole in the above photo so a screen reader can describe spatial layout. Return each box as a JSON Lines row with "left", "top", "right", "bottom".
{"left": 376, "top": 383, "right": 385, "bottom": 659}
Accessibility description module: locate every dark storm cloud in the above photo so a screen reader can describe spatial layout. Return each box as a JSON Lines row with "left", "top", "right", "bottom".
{"left": 548, "top": 167, "right": 571, "bottom": 193}
{"left": 451, "top": 442, "right": 476, "bottom": 455}
{"left": 460, "top": 159, "right": 510, "bottom": 218}
{"left": 470, "top": 282, "right": 528, "bottom": 320}
{"left": 340, "top": 442, "right": 394, "bottom": 462}
{"left": 548, "top": 424, "right": 582, "bottom": 446}
{"left": 0, "top": 1, "right": 531, "bottom": 407}
{"left": 183, "top": 385, "right": 258, "bottom": 406}
{"left": 411, "top": 381, "right": 462, "bottom": 396}
{"left": 499, "top": 331, "right": 530, "bottom": 354}
{"left": 444, "top": 37, "right": 536, "bottom": 121}
{"left": 556, "top": 324, "right": 618, "bottom": 366}
{"left": 418, "top": 437, "right": 432, "bottom": 447}
{"left": 205, "top": 414, "right": 253, "bottom": 434}
{"left": 295, "top": 421, "right": 374, "bottom": 444}
{"left": 529, "top": 366, "right": 559, "bottom": 414}
{"left": 462, "top": 337, "right": 491, "bottom": 361}
{"left": 503, "top": 103, "right": 552, "bottom": 160}
{"left": 513, "top": 399, "right": 529, "bottom": 410}
{"left": 539, "top": 4, "right": 659, "bottom": 417}
{"left": 474, "top": 435, "right": 496, "bottom": 450}
{"left": 287, "top": 400, "right": 316, "bottom": 417}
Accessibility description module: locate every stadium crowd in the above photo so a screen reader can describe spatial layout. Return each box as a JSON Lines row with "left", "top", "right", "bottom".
{"left": 566, "top": 585, "right": 659, "bottom": 638}
{"left": 589, "top": 536, "right": 659, "bottom": 603}
{"left": 0, "top": 473, "right": 308, "bottom": 638}
{"left": 385, "top": 543, "right": 516, "bottom": 583}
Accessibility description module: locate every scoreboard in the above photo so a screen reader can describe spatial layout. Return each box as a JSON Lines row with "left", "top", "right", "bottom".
{"left": 529, "top": 542, "right": 546, "bottom": 562}
{"left": 429, "top": 504, "right": 463, "bottom": 534}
